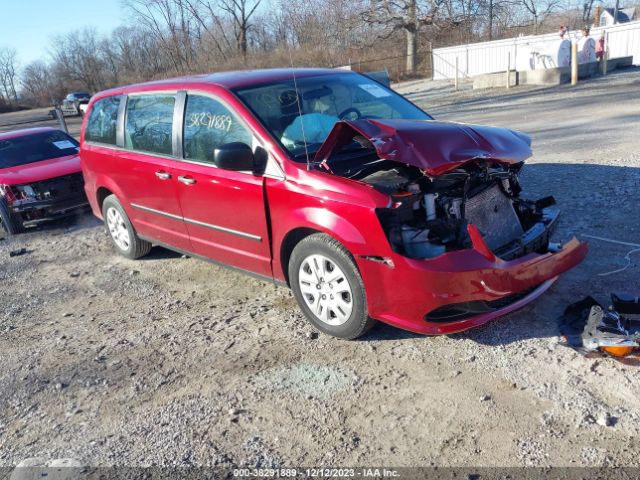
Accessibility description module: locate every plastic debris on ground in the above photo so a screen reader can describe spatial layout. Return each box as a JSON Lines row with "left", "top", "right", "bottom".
{"left": 559, "top": 293, "right": 640, "bottom": 360}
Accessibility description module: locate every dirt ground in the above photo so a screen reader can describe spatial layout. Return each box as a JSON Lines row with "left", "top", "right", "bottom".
{"left": 1, "top": 69, "right": 640, "bottom": 469}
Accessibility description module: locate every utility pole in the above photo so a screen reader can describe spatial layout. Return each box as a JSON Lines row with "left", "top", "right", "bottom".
{"left": 571, "top": 41, "right": 578, "bottom": 86}
{"left": 455, "top": 57, "right": 459, "bottom": 91}
{"left": 613, "top": 0, "right": 620, "bottom": 24}
{"left": 506, "top": 52, "right": 511, "bottom": 89}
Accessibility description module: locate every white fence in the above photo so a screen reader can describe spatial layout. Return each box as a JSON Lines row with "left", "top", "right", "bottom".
{"left": 432, "top": 20, "right": 640, "bottom": 80}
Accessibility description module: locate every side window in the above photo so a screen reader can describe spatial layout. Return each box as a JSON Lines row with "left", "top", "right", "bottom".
{"left": 183, "top": 94, "right": 252, "bottom": 164}
{"left": 125, "top": 94, "right": 175, "bottom": 155}
{"left": 85, "top": 96, "right": 121, "bottom": 145}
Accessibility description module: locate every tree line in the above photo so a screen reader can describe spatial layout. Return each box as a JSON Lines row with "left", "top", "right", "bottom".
{"left": 1, "top": 0, "right": 605, "bottom": 108}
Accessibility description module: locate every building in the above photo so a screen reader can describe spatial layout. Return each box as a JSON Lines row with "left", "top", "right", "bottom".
{"left": 600, "top": 7, "right": 637, "bottom": 26}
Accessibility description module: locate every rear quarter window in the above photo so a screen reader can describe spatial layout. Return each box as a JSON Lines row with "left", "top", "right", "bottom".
{"left": 125, "top": 94, "right": 175, "bottom": 156}
{"left": 85, "top": 96, "right": 121, "bottom": 145}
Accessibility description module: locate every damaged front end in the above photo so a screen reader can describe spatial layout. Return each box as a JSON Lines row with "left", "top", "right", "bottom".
{"left": 312, "top": 119, "right": 588, "bottom": 333}
{"left": 2, "top": 172, "right": 88, "bottom": 227}
{"left": 370, "top": 161, "right": 561, "bottom": 262}
{"left": 315, "top": 119, "right": 575, "bottom": 263}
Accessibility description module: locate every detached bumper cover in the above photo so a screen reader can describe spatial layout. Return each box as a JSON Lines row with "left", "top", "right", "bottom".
{"left": 358, "top": 230, "right": 588, "bottom": 335}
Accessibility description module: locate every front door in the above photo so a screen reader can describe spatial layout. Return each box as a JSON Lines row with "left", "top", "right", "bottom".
{"left": 173, "top": 93, "right": 272, "bottom": 277}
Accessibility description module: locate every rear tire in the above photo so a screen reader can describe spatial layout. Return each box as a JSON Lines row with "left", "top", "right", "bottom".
{"left": 102, "top": 195, "right": 151, "bottom": 259}
{"left": 289, "top": 233, "right": 376, "bottom": 339}
{"left": 0, "top": 198, "right": 25, "bottom": 236}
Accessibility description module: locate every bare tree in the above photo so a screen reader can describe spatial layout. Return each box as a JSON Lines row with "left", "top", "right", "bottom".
{"left": 13, "top": 0, "right": 590, "bottom": 106}
{"left": 20, "top": 61, "right": 53, "bottom": 106}
{"left": 277, "top": 0, "right": 363, "bottom": 50}
{"left": 519, "top": 0, "right": 561, "bottom": 31}
{"left": 581, "top": 0, "right": 597, "bottom": 24}
{"left": 217, "top": 0, "right": 263, "bottom": 60}
{"left": 440, "top": 0, "right": 485, "bottom": 44}
{"left": 362, "top": 0, "right": 442, "bottom": 75}
{"left": 0, "top": 47, "right": 19, "bottom": 103}
{"left": 50, "top": 29, "right": 108, "bottom": 93}
{"left": 481, "top": 0, "right": 516, "bottom": 40}
{"left": 125, "top": 0, "right": 200, "bottom": 73}
{"left": 183, "top": 0, "right": 234, "bottom": 62}
{"left": 109, "top": 26, "right": 171, "bottom": 81}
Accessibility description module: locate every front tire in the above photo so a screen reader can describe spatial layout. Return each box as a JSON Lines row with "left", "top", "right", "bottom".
{"left": 102, "top": 195, "right": 151, "bottom": 259}
{"left": 0, "top": 198, "right": 24, "bottom": 236}
{"left": 289, "top": 233, "right": 376, "bottom": 339}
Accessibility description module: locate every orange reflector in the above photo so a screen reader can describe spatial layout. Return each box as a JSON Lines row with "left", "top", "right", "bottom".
{"left": 601, "top": 346, "right": 636, "bottom": 357}
{"left": 392, "top": 191, "right": 414, "bottom": 197}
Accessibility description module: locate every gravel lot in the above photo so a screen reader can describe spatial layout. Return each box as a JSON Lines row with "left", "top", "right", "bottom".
{"left": 0, "top": 109, "right": 83, "bottom": 138}
{"left": 1, "top": 69, "right": 640, "bottom": 469}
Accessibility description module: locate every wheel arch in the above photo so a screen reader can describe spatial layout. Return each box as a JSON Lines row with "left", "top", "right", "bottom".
{"left": 93, "top": 178, "right": 129, "bottom": 220}
{"left": 96, "top": 186, "right": 113, "bottom": 213}
{"left": 280, "top": 227, "right": 321, "bottom": 286}
{"left": 277, "top": 209, "right": 368, "bottom": 286}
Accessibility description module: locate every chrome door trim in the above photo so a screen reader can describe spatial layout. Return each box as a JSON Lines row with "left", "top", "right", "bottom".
{"left": 130, "top": 203, "right": 262, "bottom": 242}
{"left": 130, "top": 203, "right": 182, "bottom": 221}
{"left": 182, "top": 217, "right": 262, "bottom": 241}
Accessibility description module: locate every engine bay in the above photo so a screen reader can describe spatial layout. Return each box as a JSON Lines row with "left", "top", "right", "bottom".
{"left": 327, "top": 151, "right": 559, "bottom": 261}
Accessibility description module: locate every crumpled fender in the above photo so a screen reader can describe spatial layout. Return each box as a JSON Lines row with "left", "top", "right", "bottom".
{"left": 314, "top": 119, "right": 532, "bottom": 176}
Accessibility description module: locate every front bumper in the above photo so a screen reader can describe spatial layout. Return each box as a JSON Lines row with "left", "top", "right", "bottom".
{"left": 10, "top": 194, "right": 90, "bottom": 227}
{"left": 357, "top": 222, "right": 588, "bottom": 335}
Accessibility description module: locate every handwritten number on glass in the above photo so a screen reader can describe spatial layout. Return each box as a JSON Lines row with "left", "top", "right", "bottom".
{"left": 188, "top": 112, "right": 233, "bottom": 132}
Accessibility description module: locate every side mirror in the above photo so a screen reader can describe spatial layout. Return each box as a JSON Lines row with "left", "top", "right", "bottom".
{"left": 213, "top": 142, "right": 255, "bottom": 171}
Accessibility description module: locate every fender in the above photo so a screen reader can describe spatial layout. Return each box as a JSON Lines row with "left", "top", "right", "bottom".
{"left": 273, "top": 204, "right": 395, "bottom": 280}
{"left": 272, "top": 206, "right": 370, "bottom": 283}
{"left": 286, "top": 206, "right": 367, "bottom": 251}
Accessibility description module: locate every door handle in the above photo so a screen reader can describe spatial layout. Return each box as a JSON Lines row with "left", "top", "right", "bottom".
{"left": 178, "top": 175, "right": 196, "bottom": 185}
{"left": 155, "top": 171, "right": 171, "bottom": 180}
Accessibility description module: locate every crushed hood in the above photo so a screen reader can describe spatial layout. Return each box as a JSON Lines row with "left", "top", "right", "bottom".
{"left": 314, "top": 119, "right": 532, "bottom": 176}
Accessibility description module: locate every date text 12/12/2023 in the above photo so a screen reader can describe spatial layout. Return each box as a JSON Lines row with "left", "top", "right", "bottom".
{"left": 232, "top": 468, "right": 400, "bottom": 477}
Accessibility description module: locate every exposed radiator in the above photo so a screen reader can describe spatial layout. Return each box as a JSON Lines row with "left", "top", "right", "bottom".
{"left": 465, "top": 184, "right": 524, "bottom": 250}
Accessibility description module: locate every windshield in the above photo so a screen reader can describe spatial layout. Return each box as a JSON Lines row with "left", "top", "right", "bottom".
{"left": 233, "top": 73, "right": 432, "bottom": 160}
{"left": 0, "top": 131, "right": 79, "bottom": 169}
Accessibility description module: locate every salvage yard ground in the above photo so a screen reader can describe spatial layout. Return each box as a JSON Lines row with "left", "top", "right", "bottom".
{"left": 1, "top": 69, "right": 640, "bottom": 468}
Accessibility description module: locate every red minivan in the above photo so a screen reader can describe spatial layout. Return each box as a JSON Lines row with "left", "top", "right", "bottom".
{"left": 80, "top": 69, "right": 587, "bottom": 339}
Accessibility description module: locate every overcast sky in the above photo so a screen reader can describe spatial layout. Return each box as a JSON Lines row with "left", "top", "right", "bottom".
{"left": 0, "top": 0, "right": 124, "bottom": 66}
